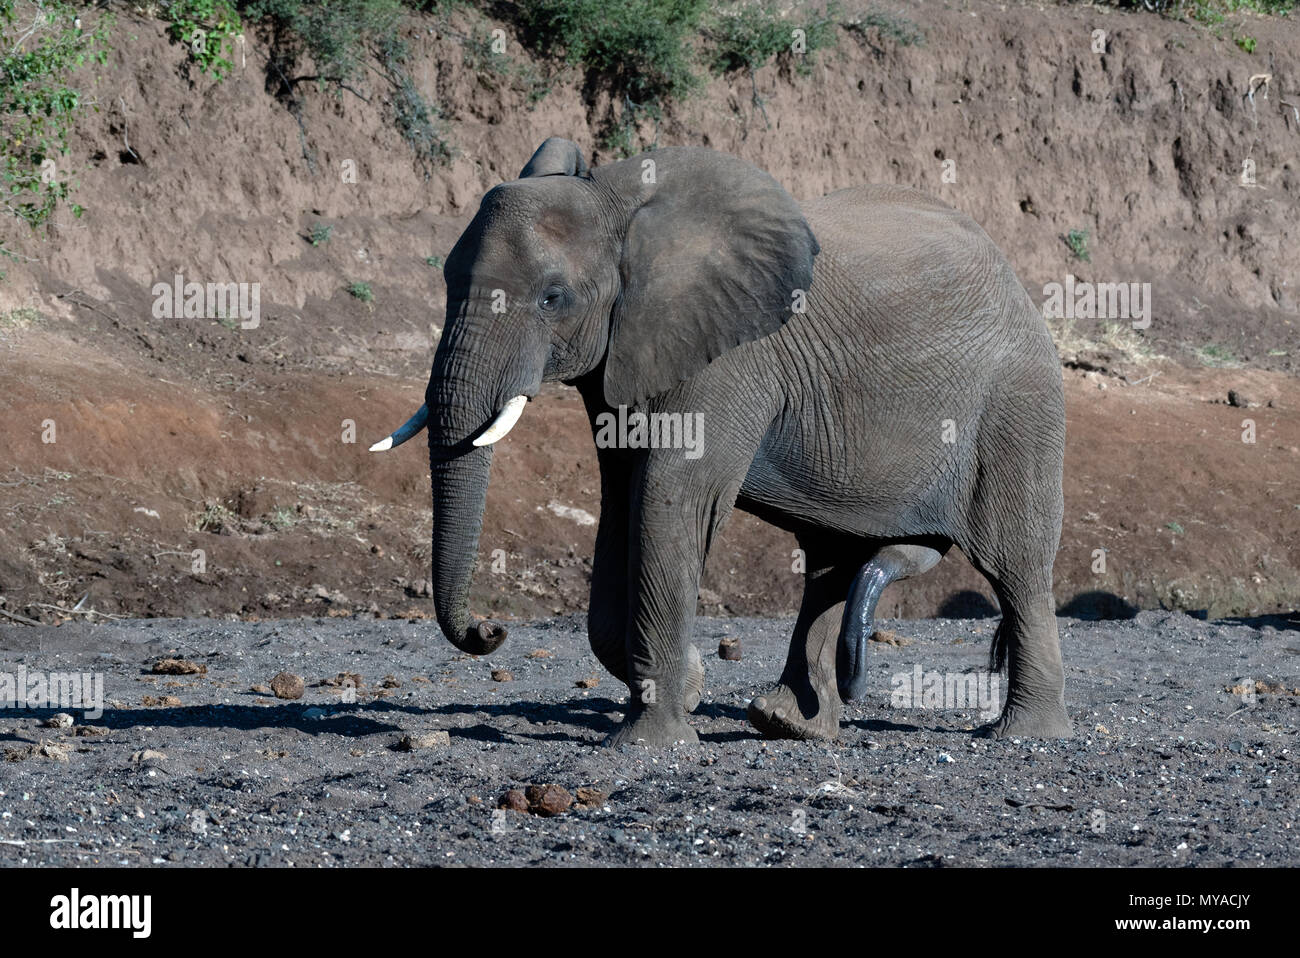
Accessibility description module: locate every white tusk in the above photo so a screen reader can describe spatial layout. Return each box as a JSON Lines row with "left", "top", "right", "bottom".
{"left": 473, "top": 395, "right": 528, "bottom": 446}
{"left": 369, "top": 403, "right": 429, "bottom": 452}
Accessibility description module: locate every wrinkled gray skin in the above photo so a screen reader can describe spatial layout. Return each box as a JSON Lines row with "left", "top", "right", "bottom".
{"left": 388, "top": 137, "right": 1069, "bottom": 747}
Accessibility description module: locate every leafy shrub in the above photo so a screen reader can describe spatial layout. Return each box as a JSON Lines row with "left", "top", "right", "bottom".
{"left": 1, "top": 0, "right": 110, "bottom": 259}
{"left": 841, "top": 7, "right": 923, "bottom": 47}
{"left": 706, "top": 1, "right": 838, "bottom": 75}
{"left": 1066, "top": 228, "right": 1091, "bottom": 263}
{"left": 517, "top": 0, "right": 710, "bottom": 101}
{"left": 239, "top": 0, "right": 404, "bottom": 85}
{"left": 163, "top": 0, "right": 244, "bottom": 78}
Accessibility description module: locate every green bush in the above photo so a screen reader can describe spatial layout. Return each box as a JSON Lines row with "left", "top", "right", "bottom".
{"left": 707, "top": 1, "right": 837, "bottom": 75}
{"left": 163, "top": 0, "right": 244, "bottom": 78}
{"left": 1, "top": 0, "right": 110, "bottom": 260}
{"left": 238, "top": 0, "right": 404, "bottom": 85}
{"left": 1066, "top": 228, "right": 1091, "bottom": 263}
{"left": 841, "top": 8, "right": 923, "bottom": 47}
{"left": 518, "top": 0, "right": 710, "bottom": 101}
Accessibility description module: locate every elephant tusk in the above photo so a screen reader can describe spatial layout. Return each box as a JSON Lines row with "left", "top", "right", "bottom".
{"left": 473, "top": 395, "right": 528, "bottom": 447}
{"left": 369, "top": 403, "right": 429, "bottom": 452}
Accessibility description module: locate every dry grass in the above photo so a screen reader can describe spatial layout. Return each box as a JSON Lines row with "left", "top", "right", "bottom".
{"left": 1048, "top": 317, "right": 1160, "bottom": 370}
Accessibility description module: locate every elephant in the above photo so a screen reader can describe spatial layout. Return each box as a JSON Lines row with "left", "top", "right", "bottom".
{"left": 372, "top": 137, "right": 1069, "bottom": 747}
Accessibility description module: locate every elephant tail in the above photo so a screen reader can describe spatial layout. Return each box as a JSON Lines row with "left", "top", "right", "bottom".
{"left": 988, "top": 620, "right": 1009, "bottom": 674}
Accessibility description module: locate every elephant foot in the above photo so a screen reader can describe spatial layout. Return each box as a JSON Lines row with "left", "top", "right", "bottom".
{"left": 603, "top": 711, "right": 699, "bottom": 748}
{"left": 748, "top": 682, "right": 841, "bottom": 741}
{"left": 683, "top": 644, "right": 705, "bottom": 713}
{"left": 977, "top": 700, "right": 1072, "bottom": 740}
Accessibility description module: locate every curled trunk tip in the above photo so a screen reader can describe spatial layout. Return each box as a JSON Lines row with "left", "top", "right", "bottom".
{"left": 452, "top": 619, "right": 509, "bottom": 655}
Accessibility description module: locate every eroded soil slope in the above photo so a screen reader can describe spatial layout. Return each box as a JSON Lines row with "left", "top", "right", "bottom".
{"left": 1, "top": 0, "right": 1297, "bottom": 625}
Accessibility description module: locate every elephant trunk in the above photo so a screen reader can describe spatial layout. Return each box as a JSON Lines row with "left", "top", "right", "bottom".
{"left": 429, "top": 443, "right": 508, "bottom": 655}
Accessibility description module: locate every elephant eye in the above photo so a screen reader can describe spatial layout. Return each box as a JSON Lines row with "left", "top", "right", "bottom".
{"left": 539, "top": 285, "right": 566, "bottom": 312}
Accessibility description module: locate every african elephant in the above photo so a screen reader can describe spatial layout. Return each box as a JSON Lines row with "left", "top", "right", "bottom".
{"left": 372, "top": 137, "right": 1069, "bottom": 747}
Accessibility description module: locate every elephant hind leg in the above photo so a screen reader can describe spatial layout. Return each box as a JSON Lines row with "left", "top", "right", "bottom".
{"left": 976, "top": 589, "right": 1071, "bottom": 739}
{"left": 748, "top": 541, "right": 858, "bottom": 741}
{"left": 960, "top": 438, "right": 1070, "bottom": 737}
{"left": 837, "top": 543, "right": 946, "bottom": 703}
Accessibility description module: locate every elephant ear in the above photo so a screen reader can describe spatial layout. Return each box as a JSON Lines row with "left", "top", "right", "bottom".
{"left": 604, "top": 149, "right": 818, "bottom": 408}
{"left": 519, "top": 137, "right": 589, "bottom": 178}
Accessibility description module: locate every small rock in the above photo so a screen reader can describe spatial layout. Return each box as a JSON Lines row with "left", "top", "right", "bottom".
{"left": 575, "top": 676, "right": 599, "bottom": 689}
{"left": 397, "top": 730, "right": 451, "bottom": 751}
{"left": 525, "top": 784, "right": 573, "bottom": 817}
{"left": 718, "top": 637, "right": 742, "bottom": 661}
{"left": 152, "top": 658, "right": 207, "bottom": 675}
{"left": 1227, "top": 389, "right": 1252, "bottom": 408}
{"left": 270, "top": 672, "right": 305, "bottom": 700}
{"left": 302, "top": 707, "right": 327, "bottom": 720}
{"left": 491, "top": 669, "right": 513, "bottom": 682}
{"left": 499, "top": 789, "right": 529, "bottom": 813}
{"left": 131, "top": 749, "right": 167, "bottom": 766}
{"left": 575, "top": 786, "right": 608, "bottom": 808}
{"left": 43, "top": 713, "right": 74, "bottom": 729}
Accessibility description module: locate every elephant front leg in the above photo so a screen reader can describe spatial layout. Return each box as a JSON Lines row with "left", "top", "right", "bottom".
{"left": 587, "top": 452, "right": 706, "bottom": 713}
{"left": 602, "top": 465, "right": 739, "bottom": 748}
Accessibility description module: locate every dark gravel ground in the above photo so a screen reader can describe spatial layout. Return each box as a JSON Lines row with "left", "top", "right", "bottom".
{"left": 0, "top": 610, "right": 1296, "bottom": 867}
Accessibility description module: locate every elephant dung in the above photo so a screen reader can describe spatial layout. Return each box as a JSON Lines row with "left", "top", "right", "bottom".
{"left": 398, "top": 731, "right": 451, "bottom": 751}
{"left": 524, "top": 784, "right": 573, "bottom": 817}
{"left": 270, "top": 672, "right": 305, "bottom": 700}
{"left": 869, "top": 630, "right": 913, "bottom": 648}
{"left": 499, "top": 789, "right": 529, "bottom": 813}
{"left": 491, "top": 669, "right": 513, "bottom": 682}
{"left": 718, "top": 638, "right": 742, "bottom": 661}
{"left": 152, "top": 658, "right": 207, "bottom": 675}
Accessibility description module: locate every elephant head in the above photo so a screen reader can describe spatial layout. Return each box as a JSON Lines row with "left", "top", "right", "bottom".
{"left": 371, "top": 137, "right": 818, "bottom": 657}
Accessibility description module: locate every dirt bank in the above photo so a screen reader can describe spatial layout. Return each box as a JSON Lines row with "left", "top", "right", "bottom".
{"left": 1, "top": 0, "right": 1297, "bottom": 625}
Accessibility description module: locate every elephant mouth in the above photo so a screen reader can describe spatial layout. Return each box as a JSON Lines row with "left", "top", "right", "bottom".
{"left": 369, "top": 395, "right": 531, "bottom": 453}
